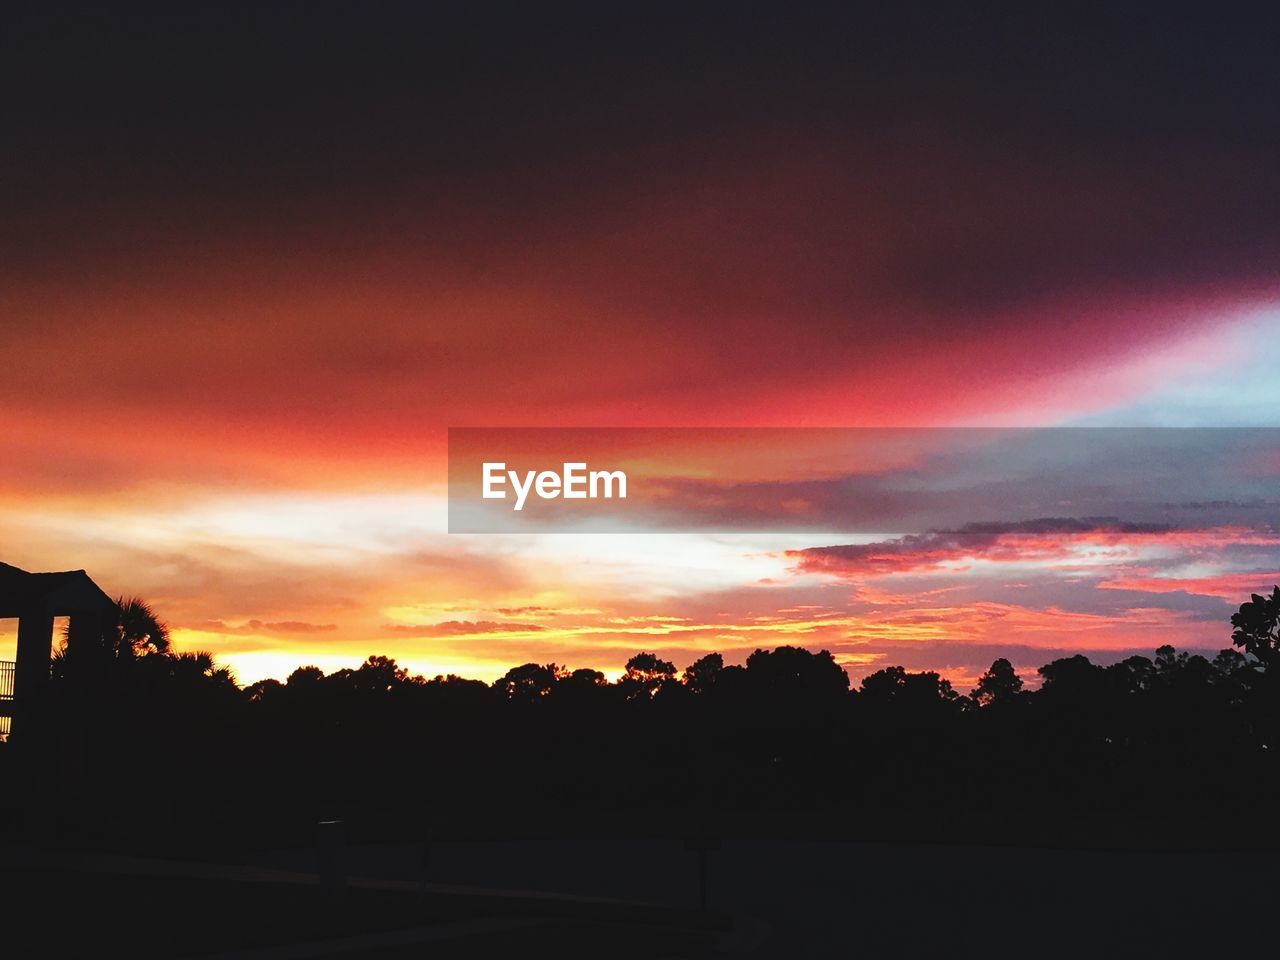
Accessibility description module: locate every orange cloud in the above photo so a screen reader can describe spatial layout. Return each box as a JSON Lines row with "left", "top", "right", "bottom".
{"left": 1099, "top": 572, "right": 1280, "bottom": 600}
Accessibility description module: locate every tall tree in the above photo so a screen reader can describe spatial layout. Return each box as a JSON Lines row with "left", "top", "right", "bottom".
{"left": 683, "top": 653, "right": 724, "bottom": 694}
{"left": 972, "top": 658, "right": 1023, "bottom": 707}
{"left": 620, "top": 652, "right": 677, "bottom": 699}
{"left": 493, "top": 662, "right": 563, "bottom": 702}
{"left": 1231, "top": 586, "right": 1280, "bottom": 667}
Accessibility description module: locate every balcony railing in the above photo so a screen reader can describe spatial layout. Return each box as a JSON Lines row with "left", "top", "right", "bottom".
{"left": 0, "top": 660, "right": 12, "bottom": 737}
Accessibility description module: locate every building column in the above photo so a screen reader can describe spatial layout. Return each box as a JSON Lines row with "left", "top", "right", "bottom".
{"left": 67, "top": 609, "right": 106, "bottom": 665}
{"left": 12, "top": 607, "right": 54, "bottom": 742}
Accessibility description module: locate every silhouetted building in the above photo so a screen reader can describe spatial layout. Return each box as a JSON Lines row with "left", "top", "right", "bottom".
{"left": 0, "top": 562, "right": 114, "bottom": 741}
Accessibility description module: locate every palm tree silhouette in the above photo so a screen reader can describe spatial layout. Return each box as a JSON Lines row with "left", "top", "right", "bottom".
{"left": 115, "top": 596, "right": 171, "bottom": 659}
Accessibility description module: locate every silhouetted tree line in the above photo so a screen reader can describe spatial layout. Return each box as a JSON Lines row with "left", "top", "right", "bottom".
{"left": 14, "top": 589, "right": 1280, "bottom": 831}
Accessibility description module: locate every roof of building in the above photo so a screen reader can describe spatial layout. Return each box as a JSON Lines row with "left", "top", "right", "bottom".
{"left": 0, "top": 562, "right": 116, "bottom": 618}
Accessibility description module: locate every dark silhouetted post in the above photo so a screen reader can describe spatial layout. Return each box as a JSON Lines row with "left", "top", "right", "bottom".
{"left": 318, "top": 819, "right": 346, "bottom": 899}
{"left": 685, "top": 827, "right": 720, "bottom": 913}
{"left": 417, "top": 823, "right": 433, "bottom": 897}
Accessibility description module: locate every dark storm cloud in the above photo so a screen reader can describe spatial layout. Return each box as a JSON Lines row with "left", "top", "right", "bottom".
{"left": 6, "top": 3, "right": 1280, "bottom": 305}
{"left": 792, "top": 517, "right": 1173, "bottom": 577}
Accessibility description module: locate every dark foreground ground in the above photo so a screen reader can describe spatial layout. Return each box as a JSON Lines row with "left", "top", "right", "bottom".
{"left": 2, "top": 831, "right": 1273, "bottom": 958}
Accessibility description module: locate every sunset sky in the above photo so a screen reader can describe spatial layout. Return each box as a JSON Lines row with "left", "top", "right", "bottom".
{"left": 3, "top": 5, "right": 1279, "bottom": 688}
